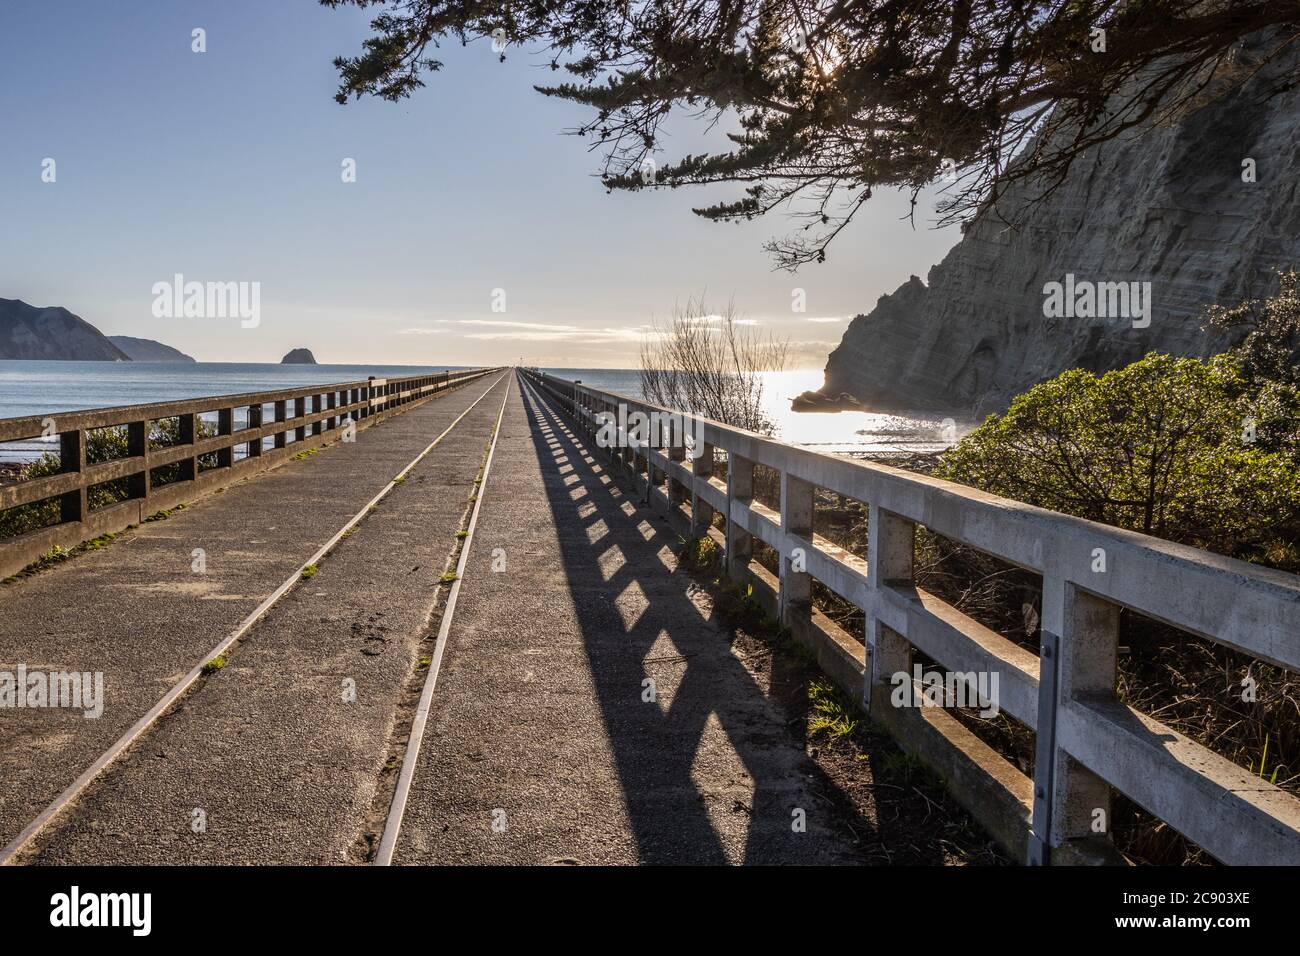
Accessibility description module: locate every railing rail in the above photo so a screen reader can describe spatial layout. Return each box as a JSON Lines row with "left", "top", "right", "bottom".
{"left": 0, "top": 367, "right": 501, "bottom": 579}
{"left": 520, "top": 367, "right": 1300, "bottom": 866}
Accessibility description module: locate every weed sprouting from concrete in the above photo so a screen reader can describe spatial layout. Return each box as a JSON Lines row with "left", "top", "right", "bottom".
{"left": 808, "top": 678, "right": 859, "bottom": 742}
{"left": 301, "top": 564, "right": 319, "bottom": 578}
{"left": 201, "top": 656, "right": 227, "bottom": 675}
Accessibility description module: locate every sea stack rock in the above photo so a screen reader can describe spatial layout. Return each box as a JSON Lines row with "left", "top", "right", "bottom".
{"left": 280, "top": 348, "right": 317, "bottom": 365}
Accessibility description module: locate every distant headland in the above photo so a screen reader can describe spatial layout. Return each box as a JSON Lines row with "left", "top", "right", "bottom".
{"left": 0, "top": 298, "right": 192, "bottom": 363}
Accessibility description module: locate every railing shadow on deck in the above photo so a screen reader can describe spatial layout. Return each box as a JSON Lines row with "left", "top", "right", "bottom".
{"left": 520, "top": 366, "right": 1300, "bottom": 868}
{"left": 517, "top": 379, "right": 965, "bottom": 865}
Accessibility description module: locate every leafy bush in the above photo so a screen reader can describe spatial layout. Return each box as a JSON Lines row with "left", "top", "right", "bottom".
{"left": 929, "top": 298, "right": 1300, "bottom": 861}
{"left": 1206, "top": 269, "right": 1300, "bottom": 389}
{"left": 934, "top": 352, "right": 1300, "bottom": 570}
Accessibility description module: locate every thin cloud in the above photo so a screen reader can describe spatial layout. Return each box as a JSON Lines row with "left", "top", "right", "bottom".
{"left": 439, "top": 319, "right": 585, "bottom": 332}
{"left": 465, "top": 325, "right": 650, "bottom": 343}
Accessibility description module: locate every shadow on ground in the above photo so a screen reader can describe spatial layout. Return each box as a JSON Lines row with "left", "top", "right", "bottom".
{"left": 518, "top": 381, "right": 995, "bottom": 864}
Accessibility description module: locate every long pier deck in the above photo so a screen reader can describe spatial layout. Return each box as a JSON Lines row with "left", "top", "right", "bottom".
{"left": 1, "top": 368, "right": 1297, "bottom": 866}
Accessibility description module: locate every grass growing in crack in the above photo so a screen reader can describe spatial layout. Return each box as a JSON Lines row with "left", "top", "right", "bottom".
{"left": 4, "top": 532, "right": 123, "bottom": 584}
{"left": 808, "top": 678, "right": 860, "bottom": 742}
{"left": 144, "top": 503, "right": 185, "bottom": 523}
{"left": 455, "top": 530, "right": 469, "bottom": 539}
{"left": 440, "top": 570, "right": 458, "bottom": 583}
{"left": 201, "top": 655, "right": 227, "bottom": 675}
{"left": 301, "top": 564, "right": 319, "bottom": 578}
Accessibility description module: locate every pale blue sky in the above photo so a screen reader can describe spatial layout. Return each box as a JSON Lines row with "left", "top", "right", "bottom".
{"left": 1, "top": 0, "right": 959, "bottom": 368}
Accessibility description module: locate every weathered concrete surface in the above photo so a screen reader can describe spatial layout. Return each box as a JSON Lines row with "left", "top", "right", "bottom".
{"left": 16, "top": 375, "right": 511, "bottom": 864}
{"left": 0, "top": 371, "right": 508, "bottom": 853}
{"left": 392, "top": 376, "right": 879, "bottom": 865}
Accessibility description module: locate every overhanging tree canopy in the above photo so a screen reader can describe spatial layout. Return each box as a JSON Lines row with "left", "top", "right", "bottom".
{"left": 323, "top": 0, "right": 1300, "bottom": 268}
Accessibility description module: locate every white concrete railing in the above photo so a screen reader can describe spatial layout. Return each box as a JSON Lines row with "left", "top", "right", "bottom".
{"left": 520, "top": 368, "right": 1300, "bottom": 866}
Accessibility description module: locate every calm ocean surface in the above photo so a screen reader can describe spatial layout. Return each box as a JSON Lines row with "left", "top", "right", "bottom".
{"left": 0, "top": 361, "right": 963, "bottom": 460}
{"left": 549, "top": 368, "right": 963, "bottom": 455}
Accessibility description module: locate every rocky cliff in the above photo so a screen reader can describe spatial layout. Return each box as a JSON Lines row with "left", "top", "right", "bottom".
{"left": 821, "top": 42, "right": 1300, "bottom": 418}
{"left": 0, "top": 299, "right": 130, "bottom": 361}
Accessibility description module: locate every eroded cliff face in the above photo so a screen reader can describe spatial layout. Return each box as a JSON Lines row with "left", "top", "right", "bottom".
{"left": 822, "top": 47, "right": 1300, "bottom": 417}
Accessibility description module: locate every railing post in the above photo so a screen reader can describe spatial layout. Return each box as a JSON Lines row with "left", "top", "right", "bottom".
{"left": 58, "top": 429, "right": 87, "bottom": 524}
{"left": 690, "top": 441, "right": 715, "bottom": 538}
{"left": 632, "top": 414, "right": 648, "bottom": 492}
{"left": 127, "top": 420, "right": 149, "bottom": 501}
{"left": 274, "top": 400, "right": 288, "bottom": 449}
{"left": 865, "top": 504, "right": 915, "bottom": 711}
{"left": 725, "top": 454, "right": 754, "bottom": 580}
{"left": 295, "top": 397, "right": 307, "bottom": 442}
{"left": 645, "top": 416, "right": 662, "bottom": 505}
{"left": 617, "top": 401, "right": 633, "bottom": 472}
{"left": 780, "top": 472, "right": 814, "bottom": 631}
{"left": 311, "top": 395, "right": 322, "bottom": 437}
{"left": 217, "top": 408, "right": 234, "bottom": 468}
{"left": 247, "top": 403, "right": 264, "bottom": 458}
{"left": 1030, "top": 578, "right": 1119, "bottom": 865}
{"left": 178, "top": 413, "right": 199, "bottom": 482}
{"left": 668, "top": 435, "right": 687, "bottom": 510}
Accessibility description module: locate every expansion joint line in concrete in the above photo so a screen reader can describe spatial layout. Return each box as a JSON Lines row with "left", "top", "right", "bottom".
{"left": 0, "top": 372, "right": 512, "bottom": 866}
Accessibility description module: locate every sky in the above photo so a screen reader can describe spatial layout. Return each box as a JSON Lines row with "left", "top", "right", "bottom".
{"left": 0, "top": 0, "right": 960, "bottom": 369}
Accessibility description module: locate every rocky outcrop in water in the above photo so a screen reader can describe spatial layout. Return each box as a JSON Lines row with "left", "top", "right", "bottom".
{"left": 280, "top": 348, "right": 318, "bottom": 364}
{"left": 820, "top": 41, "right": 1300, "bottom": 418}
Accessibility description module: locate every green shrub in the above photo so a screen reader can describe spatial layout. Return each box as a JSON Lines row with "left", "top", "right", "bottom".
{"left": 935, "top": 352, "right": 1300, "bottom": 570}
{"left": 1205, "top": 270, "right": 1300, "bottom": 390}
{"left": 0, "top": 417, "right": 218, "bottom": 541}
